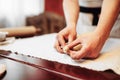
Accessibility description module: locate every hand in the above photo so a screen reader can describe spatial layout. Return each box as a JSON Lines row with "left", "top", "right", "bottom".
{"left": 54, "top": 26, "right": 77, "bottom": 53}
{"left": 66, "top": 32, "right": 107, "bottom": 60}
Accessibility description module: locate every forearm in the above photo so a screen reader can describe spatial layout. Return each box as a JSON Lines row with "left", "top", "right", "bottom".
{"left": 95, "top": 0, "right": 120, "bottom": 39}
{"left": 63, "top": 0, "right": 79, "bottom": 27}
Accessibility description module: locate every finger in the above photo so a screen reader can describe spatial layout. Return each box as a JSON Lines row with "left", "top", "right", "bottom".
{"left": 63, "top": 39, "right": 81, "bottom": 54}
{"left": 69, "top": 46, "right": 88, "bottom": 60}
{"left": 57, "top": 35, "right": 66, "bottom": 47}
{"left": 54, "top": 40, "right": 63, "bottom": 53}
{"left": 67, "top": 39, "right": 81, "bottom": 49}
{"left": 68, "top": 35, "right": 76, "bottom": 43}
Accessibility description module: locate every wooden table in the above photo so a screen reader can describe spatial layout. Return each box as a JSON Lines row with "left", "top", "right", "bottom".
{"left": 0, "top": 50, "right": 120, "bottom": 80}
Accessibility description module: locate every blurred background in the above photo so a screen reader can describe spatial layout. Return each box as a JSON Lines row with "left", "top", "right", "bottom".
{"left": 0, "top": 0, "right": 66, "bottom": 35}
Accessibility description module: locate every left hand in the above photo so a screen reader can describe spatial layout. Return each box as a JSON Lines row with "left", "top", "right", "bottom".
{"left": 66, "top": 32, "right": 107, "bottom": 60}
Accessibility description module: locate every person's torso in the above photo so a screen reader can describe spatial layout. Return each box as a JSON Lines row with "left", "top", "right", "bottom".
{"left": 77, "top": 0, "right": 120, "bottom": 38}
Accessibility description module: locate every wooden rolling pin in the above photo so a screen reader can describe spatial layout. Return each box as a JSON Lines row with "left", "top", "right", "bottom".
{"left": 0, "top": 64, "right": 6, "bottom": 76}
{"left": 0, "top": 26, "right": 41, "bottom": 37}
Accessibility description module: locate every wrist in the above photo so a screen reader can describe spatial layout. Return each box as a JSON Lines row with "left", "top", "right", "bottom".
{"left": 94, "top": 28, "right": 110, "bottom": 41}
{"left": 67, "top": 22, "right": 77, "bottom": 28}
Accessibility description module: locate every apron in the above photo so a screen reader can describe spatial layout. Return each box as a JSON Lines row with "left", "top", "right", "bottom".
{"left": 77, "top": 0, "right": 120, "bottom": 38}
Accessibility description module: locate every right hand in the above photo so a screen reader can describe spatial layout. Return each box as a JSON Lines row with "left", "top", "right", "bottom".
{"left": 54, "top": 26, "right": 77, "bottom": 53}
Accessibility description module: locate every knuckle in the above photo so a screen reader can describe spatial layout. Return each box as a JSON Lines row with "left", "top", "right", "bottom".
{"left": 84, "top": 46, "right": 89, "bottom": 52}
{"left": 87, "top": 52, "right": 99, "bottom": 59}
{"left": 75, "top": 56, "right": 80, "bottom": 60}
{"left": 92, "top": 54, "right": 99, "bottom": 58}
{"left": 71, "top": 56, "right": 76, "bottom": 60}
{"left": 84, "top": 45, "right": 92, "bottom": 53}
{"left": 70, "top": 53, "right": 80, "bottom": 60}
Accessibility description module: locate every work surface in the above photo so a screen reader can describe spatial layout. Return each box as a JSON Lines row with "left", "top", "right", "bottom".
{"left": 0, "top": 33, "right": 120, "bottom": 80}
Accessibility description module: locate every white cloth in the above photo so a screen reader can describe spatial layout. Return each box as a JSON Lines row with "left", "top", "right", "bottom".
{"left": 0, "top": 33, "right": 120, "bottom": 75}
{"left": 77, "top": 0, "right": 120, "bottom": 38}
